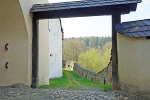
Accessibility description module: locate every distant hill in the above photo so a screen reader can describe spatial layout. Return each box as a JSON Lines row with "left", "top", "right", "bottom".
{"left": 63, "top": 36, "right": 112, "bottom": 51}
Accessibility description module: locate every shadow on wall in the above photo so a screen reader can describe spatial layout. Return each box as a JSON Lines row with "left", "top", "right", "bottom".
{"left": 62, "top": 60, "right": 112, "bottom": 85}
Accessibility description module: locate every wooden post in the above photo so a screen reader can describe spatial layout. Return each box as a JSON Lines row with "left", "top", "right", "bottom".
{"left": 31, "top": 15, "right": 39, "bottom": 88}
{"left": 112, "top": 13, "right": 121, "bottom": 90}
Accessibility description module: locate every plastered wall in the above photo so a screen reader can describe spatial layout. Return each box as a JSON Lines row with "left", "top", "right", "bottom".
{"left": 0, "top": 0, "right": 49, "bottom": 86}
{"left": 117, "top": 33, "right": 150, "bottom": 95}
{"left": 20, "top": 0, "right": 49, "bottom": 86}
{"left": 49, "top": 19, "right": 62, "bottom": 79}
{"left": 19, "top": 0, "right": 49, "bottom": 86}
{"left": 38, "top": 19, "right": 49, "bottom": 85}
{"left": 0, "top": 0, "right": 29, "bottom": 86}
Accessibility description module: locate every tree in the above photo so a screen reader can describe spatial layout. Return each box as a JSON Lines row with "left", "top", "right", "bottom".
{"left": 102, "top": 42, "right": 112, "bottom": 54}
{"left": 78, "top": 48, "right": 106, "bottom": 72}
{"left": 103, "top": 49, "right": 111, "bottom": 65}
{"left": 83, "top": 37, "right": 90, "bottom": 47}
{"left": 63, "top": 39, "right": 84, "bottom": 62}
{"left": 63, "top": 36, "right": 112, "bottom": 71}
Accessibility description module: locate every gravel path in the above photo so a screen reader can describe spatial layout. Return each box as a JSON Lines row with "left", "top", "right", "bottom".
{"left": 0, "top": 86, "right": 146, "bottom": 100}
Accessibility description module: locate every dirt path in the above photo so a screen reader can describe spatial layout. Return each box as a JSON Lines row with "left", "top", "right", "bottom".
{"left": 63, "top": 71, "right": 81, "bottom": 86}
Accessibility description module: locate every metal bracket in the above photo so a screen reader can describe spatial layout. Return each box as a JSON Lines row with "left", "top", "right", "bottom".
{"left": 5, "top": 62, "right": 9, "bottom": 68}
{"left": 5, "top": 43, "right": 9, "bottom": 50}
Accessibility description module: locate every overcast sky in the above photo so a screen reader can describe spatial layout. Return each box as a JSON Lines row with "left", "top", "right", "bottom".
{"left": 49, "top": 0, "right": 150, "bottom": 38}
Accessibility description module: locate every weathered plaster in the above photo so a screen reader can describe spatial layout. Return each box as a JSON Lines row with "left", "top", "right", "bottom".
{"left": 0, "top": 0, "right": 29, "bottom": 86}
{"left": 0, "top": 0, "right": 50, "bottom": 86}
{"left": 19, "top": 0, "right": 49, "bottom": 86}
{"left": 117, "top": 33, "right": 150, "bottom": 95}
{"left": 49, "top": 19, "right": 62, "bottom": 79}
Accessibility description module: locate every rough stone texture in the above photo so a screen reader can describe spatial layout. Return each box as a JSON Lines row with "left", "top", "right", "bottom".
{"left": 62, "top": 60, "right": 66, "bottom": 68}
{"left": 73, "top": 63, "right": 98, "bottom": 82}
{"left": 63, "top": 60, "right": 112, "bottom": 85}
{"left": 114, "top": 91, "right": 150, "bottom": 100}
{"left": 65, "top": 60, "right": 75, "bottom": 70}
{"left": 120, "top": 82, "right": 150, "bottom": 96}
{"left": 11, "top": 83, "right": 32, "bottom": 91}
{"left": 95, "top": 61, "right": 112, "bottom": 85}
{"left": 0, "top": 86, "right": 149, "bottom": 100}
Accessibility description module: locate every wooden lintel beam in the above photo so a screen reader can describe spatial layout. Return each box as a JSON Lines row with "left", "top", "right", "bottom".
{"left": 112, "top": 13, "right": 121, "bottom": 91}
{"left": 33, "top": 4, "right": 131, "bottom": 19}
{"left": 31, "top": 15, "right": 39, "bottom": 88}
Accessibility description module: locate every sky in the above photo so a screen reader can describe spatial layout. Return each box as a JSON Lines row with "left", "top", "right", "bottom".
{"left": 49, "top": 0, "right": 150, "bottom": 38}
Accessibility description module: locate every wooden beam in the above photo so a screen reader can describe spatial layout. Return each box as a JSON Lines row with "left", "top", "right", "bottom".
{"left": 112, "top": 13, "right": 121, "bottom": 91}
{"left": 33, "top": 4, "right": 132, "bottom": 19}
{"left": 31, "top": 16, "right": 39, "bottom": 88}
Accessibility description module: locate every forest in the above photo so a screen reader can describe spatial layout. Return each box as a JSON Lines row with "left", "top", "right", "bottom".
{"left": 63, "top": 36, "right": 112, "bottom": 72}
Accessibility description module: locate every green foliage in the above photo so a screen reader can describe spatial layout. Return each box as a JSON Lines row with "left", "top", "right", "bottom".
{"left": 103, "top": 49, "right": 111, "bottom": 65}
{"left": 78, "top": 48, "right": 110, "bottom": 72}
{"left": 101, "top": 85, "right": 112, "bottom": 92}
{"left": 63, "top": 36, "right": 112, "bottom": 72}
{"left": 63, "top": 36, "right": 112, "bottom": 51}
{"left": 38, "top": 69, "right": 112, "bottom": 91}
{"left": 84, "top": 37, "right": 90, "bottom": 47}
{"left": 71, "top": 70, "right": 112, "bottom": 91}
{"left": 102, "top": 42, "right": 112, "bottom": 52}
{"left": 63, "top": 39, "right": 84, "bottom": 62}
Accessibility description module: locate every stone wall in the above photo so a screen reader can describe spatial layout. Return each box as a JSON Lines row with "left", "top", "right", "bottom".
{"left": 73, "top": 63, "right": 98, "bottom": 82}
{"left": 95, "top": 61, "right": 112, "bottom": 84}
{"left": 120, "top": 82, "right": 150, "bottom": 95}
{"left": 63, "top": 60, "right": 75, "bottom": 70}
{"left": 62, "top": 60, "right": 66, "bottom": 68}
{"left": 63, "top": 60, "right": 112, "bottom": 84}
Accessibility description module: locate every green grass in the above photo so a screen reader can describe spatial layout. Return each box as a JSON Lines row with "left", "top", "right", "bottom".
{"left": 38, "top": 72, "right": 69, "bottom": 88}
{"left": 63, "top": 68, "right": 72, "bottom": 71}
{"left": 38, "top": 68, "right": 112, "bottom": 91}
{"left": 69, "top": 69, "right": 112, "bottom": 91}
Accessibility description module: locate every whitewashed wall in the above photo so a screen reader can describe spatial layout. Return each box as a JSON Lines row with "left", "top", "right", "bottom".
{"left": 49, "top": 19, "right": 62, "bottom": 79}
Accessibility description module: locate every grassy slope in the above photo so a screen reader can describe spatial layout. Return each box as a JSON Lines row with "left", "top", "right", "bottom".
{"left": 38, "top": 72, "right": 69, "bottom": 88}
{"left": 38, "top": 69, "right": 112, "bottom": 91}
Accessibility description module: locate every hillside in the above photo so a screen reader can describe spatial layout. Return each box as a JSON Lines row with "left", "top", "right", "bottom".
{"left": 62, "top": 36, "right": 112, "bottom": 72}
{"left": 63, "top": 36, "right": 112, "bottom": 51}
